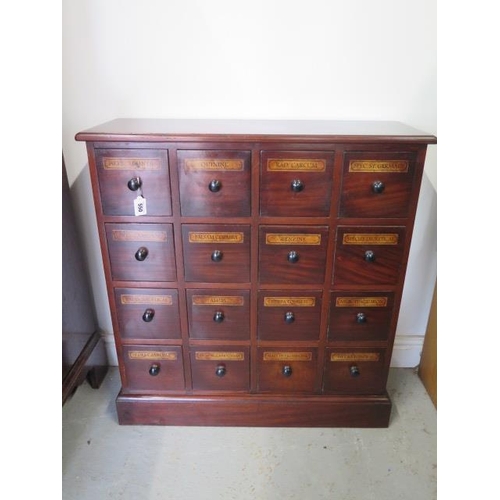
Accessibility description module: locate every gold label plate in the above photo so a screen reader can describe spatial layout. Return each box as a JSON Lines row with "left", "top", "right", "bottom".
{"left": 335, "top": 297, "right": 388, "bottom": 308}
{"left": 342, "top": 233, "right": 398, "bottom": 245}
{"left": 121, "top": 294, "right": 173, "bottom": 305}
{"left": 128, "top": 351, "right": 178, "bottom": 360}
{"left": 348, "top": 160, "right": 409, "bottom": 173}
{"left": 184, "top": 159, "right": 244, "bottom": 171}
{"left": 195, "top": 352, "right": 245, "bottom": 361}
{"left": 263, "top": 352, "right": 313, "bottom": 361}
{"left": 330, "top": 353, "right": 380, "bottom": 362}
{"left": 192, "top": 296, "right": 244, "bottom": 306}
{"left": 103, "top": 158, "right": 161, "bottom": 171}
{"left": 263, "top": 297, "right": 316, "bottom": 307}
{"left": 112, "top": 230, "right": 167, "bottom": 242}
{"left": 266, "top": 234, "right": 321, "bottom": 245}
{"left": 267, "top": 159, "right": 326, "bottom": 172}
{"left": 189, "top": 232, "right": 244, "bottom": 244}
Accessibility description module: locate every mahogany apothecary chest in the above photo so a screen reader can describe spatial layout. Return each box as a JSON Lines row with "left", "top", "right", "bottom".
{"left": 76, "top": 119, "right": 436, "bottom": 427}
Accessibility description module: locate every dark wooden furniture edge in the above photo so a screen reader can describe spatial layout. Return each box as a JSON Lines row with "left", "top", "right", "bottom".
{"left": 116, "top": 392, "right": 392, "bottom": 427}
{"left": 62, "top": 330, "right": 108, "bottom": 405}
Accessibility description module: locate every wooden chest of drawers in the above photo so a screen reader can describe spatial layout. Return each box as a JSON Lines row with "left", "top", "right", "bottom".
{"left": 76, "top": 118, "right": 436, "bottom": 427}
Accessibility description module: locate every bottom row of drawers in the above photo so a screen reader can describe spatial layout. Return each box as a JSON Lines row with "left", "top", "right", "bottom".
{"left": 122, "top": 346, "right": 387, "bottom": 394}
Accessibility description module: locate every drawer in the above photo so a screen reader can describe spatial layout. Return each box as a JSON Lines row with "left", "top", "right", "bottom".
{"left": 328, "top": 292, "right": 394, "bottom": 342}
{"left": 190, "top": 347, "right": 250, "bottom": 391}
{"left": 260, "top": 151, "right": 334, "bottom": 216}
{"left": 333, "top": 226, "right": 406, "bottom": 286}
{"left": 186, "top": 289, "right": 250, "bottom": 340}
{"left": 94, "top": 148, "right": 172, "bottom": 216}
{"left": 323, "top": 348, "right": 386, "bottom": 394}
{"left": 259, "top": 226, "right": 329, "bottom": 284}
{"left": 122, "top": 345, "right": 185, "bottom": 392}
{"left": 182, "top": 224, "right": 251, "bottom": 282}
{"left": 257, "top": 348, "right": 317, "bottom": 393}
{"left": 114, "top": 288, "right": 181, "bottom": 340}
{"left": 257, "top": 291, "right": 322, "bottom": 341}
{"left": 177, "top": 150, "right": 251, "bottom": 217}
{"left": 339, "top": 151, "right": 417, "bottom": 218}
{"left": 105, "top": 223, "right": 176, "bottom": 282}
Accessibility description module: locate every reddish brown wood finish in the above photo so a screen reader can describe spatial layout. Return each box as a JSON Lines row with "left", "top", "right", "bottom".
{"left": 94, "top": 148, "right": 172, "bottom": 216}
{"left": 177, "top": 149, "right": 251, "bottom": 217}
{"left": 257, "top": 290, "right": 322, "bottom": 341}
{"left": 76, "top": 118, "right": 436, "bottom": 428}
{"left": 260, "top": 150, "right": 334, "bottom": 217}
{"left": 328, "top": 291, "right": 395, "bottom": 342}
{"left": 186, "top": 289, "right": 250, "bottom": 340}
{"left": 182, "top": 224, "right": 251, "bottom": 283}
{"left": 105, "top": 223, "right": 177, "bottom": 282}
{"left": 258, "top": 225, "right": 329, "bottom": 284}
{"left": 114, "top": 288, "right": 181, "bottom": 340}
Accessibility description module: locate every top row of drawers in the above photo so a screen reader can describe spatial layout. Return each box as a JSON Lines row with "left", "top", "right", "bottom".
{"left": 95, "top": 148, "right": 417, "bottom": 218}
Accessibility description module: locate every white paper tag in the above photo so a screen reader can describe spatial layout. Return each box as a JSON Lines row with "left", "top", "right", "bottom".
{"left": 134, "top": 196, "right": 147, "bottom": 216}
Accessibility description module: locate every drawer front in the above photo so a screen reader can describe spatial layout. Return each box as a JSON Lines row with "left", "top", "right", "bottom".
{"left": 186, "top": 289, "right": 250, "bottom": 340}
{"left": 260, "top": 151, "right": 334, "bottom": 216}
{"left": 257, "top": 348, "right": 317, "bottom": 393}
{"left": 333, "top": 226, "right": 406, "bottom": 286}
{"left": 177, "top": 150, "right": 251, "bottom": 217}
{"left": 328, "top": 292, "right": 394, "bottom": 342}
{"left": 122, "top": 346, "right": 184, "bottom": 392}
{"left": 259, "top": 226, "right": 329, "bottom": 284}
{"left": 339, "top": 151, "right": 417, "bottom": 218}
{"left": 323, "top": 348, "right": 386, "bottom": 394}
{"left": 190, "top": 348, "right": 250, "bottom": 391}
{"left": 182, "top": 224, "right": 251, "bottom": 282}
{"left": 257, "top": 291, "right": 322, "bottom": 341}
{"left": 95, "top": 149, "right": 171, "bottom": 216}
{"left": 114, "top": 288, "right": 181, "bottom": 340}
{"left": 105, "top": 223, "right": 176, "bottom": 282}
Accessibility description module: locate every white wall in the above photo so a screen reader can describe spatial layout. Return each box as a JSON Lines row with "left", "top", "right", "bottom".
{"left": 62, "top": 0, "right": 436, "bottom": 366}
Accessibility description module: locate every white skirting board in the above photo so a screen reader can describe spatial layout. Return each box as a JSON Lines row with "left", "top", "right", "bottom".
{"left": 101, "top": 333, "right": 425, "bottom": 369}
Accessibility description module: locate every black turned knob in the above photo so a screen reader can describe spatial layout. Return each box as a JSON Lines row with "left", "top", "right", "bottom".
{"left": 356, "top": 312, "right": 367, "bottom": 324}
{"left": 135, "top": 247, "right": 149, "bottom": 261}
{"left": 213, "top": 311, "right": 225, "bottom": 323}
{"left": 287, "top": 250, "right": 299, "bottom": 263}
{"left": 209, "top": 179, "right": 222, "bottom": 193}
{"left": 211, "top": 250, "right": 223, "bottom": 262}
{"left": 291, "top": 179, "right": 304, "bottom": 192}
{"left": 350, "top": 365, "right": 360, "bottom": 378}
{"left": 364, "top": 250, "right": 375, "bottom": 262}
{"left": 127, "top": 176, "right": 142, "bottom": 191}
{"left": 372, "top": 180, "right": 385, "bottom": 194}
{"left": 282, "top": 365, "right": 293, "bottom": 377}
{"left": 142, "top": 308, "right": 155, "bottom": 322}
{"left": 215, "top": 364, "right": 226, "bottom": 377}
{"left": 284, "top": 311, "right": 295, "bottom": 324}
{"left": 149, "top": 364, "right": 160, "bottom": 376}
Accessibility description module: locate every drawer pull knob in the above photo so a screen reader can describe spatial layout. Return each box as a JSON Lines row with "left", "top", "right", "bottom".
{"left": 282, "top": 365, "right": 293, "bottom": 377}
{"left": 215, "top": 364, "right": 226, "bottom": 377}
{"left": 356, "top": 312, "right": 367, "bottom": 323}
{"left": 284, "top": 311, "right": 295, "bottom": 324}
{"left": 287, "top": 250, "right": 299, "bottom": 263}
{"left": 135, "top": 246, "right": 149, "bottom": 261}
{"left": 149, "top": 364, "right": 160, "bottom": 376}
{"left": 291, "top": 179, "right": 304, "bottom": 192}
{"left": 372, "top": 180, "right": 385, "bottom": 194}
{"left": 209, "top": 179, "right": 222, "bottom": 193}
{"left": 142, "top": 308, "right": 155, "bottom": 322}
{"left": 364, "top": 250, "right": 375, "bottom": 262}
{"left": 350, "top": 365, "right": 360, "bottom": 377}
{"left": 213, "top": 311, "right": 225, "bottom": 323}
{"left": 127, "top": 176, "right": 142, "bottom": 191}
{"left": 211, "top": 250, "right": 223, "bottom": 262}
